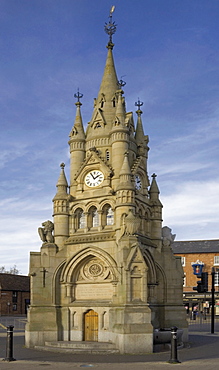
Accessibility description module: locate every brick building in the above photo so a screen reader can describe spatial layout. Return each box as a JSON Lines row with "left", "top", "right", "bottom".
{"left": 173, "top": 240, "right": 219, "bottom": 312}
{"left": 0, "top": 274, "right": 30, "bottom": 316}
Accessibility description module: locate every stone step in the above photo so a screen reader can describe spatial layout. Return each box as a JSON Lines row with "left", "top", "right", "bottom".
{"left": 45, "top": 340, "right": 117, "bottom": 349}
{"left": 35, "top": 341, "right": 120, "bottom": 354}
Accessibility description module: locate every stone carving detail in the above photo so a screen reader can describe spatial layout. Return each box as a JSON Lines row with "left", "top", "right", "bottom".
{"left": 117, "top": 190, "right": 135, "bottom": 205}
{"left": 81, "top": 258, "right": 109, "bottom": 281}
{"left": 121, "top": 209, "right": 141, "bottom": 237}
{"left": 38, "top": 220, "right": 54, "bottom": 243}
{"left": 162, "top": 226, "right": 176, "bottom": 247}
{"left": 89, "top": 263, "right": 103, "bottom": 276}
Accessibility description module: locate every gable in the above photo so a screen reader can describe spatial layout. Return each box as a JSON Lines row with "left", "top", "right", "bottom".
{"left": 74, "top": 148, "right": 113, "bottom": 182}
{"left": 90, "top": 108, "right": 106, "bottom": 128}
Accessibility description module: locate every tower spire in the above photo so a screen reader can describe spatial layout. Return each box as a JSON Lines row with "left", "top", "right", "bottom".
{"left": 86, "top": 9, "right": 118, "bottom": 138}
{"left": 55, "top": 163, "right": 68, "bottom": 194}
{"left": 149, "top": 173, "right": 160, "bottom": 200}
{"left": 116, "top": 152, "right": 134, "bottom": 191}
{"left": 69, "top": 90, "right": 85, "bottom": 140}
{"left": 135, "top": 98, "right": 145, "bottom": 143}
{"left": 114, "top": 89, "right": 126, "bottom": 125}
{"left": 68, "top": 90, "right": 85, "bottom": 193}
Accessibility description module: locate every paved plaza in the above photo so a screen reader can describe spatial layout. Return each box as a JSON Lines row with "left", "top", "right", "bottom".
{"left": 0, "top": 317, "right": 219, "bottom": 369}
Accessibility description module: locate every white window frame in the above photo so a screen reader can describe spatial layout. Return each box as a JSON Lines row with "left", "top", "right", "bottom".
{"left": 215, "top": 272, "right": 219, "bottom": 287}
{"left": 181, "top": 257, "right": 186, "bottom": 267}
{"left": 214, "top": 256, "right": 219, "bottom": 266}
{"left": 183, "top": 273, "right": 186, "bottom": 287}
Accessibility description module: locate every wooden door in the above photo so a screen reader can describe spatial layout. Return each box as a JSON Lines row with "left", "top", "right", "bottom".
{"left": 84, "top": 310, "right": 98, "bottom": 341}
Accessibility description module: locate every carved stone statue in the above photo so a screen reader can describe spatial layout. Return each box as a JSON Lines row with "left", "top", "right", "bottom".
{"left": 38, "top": 220, "right": 54, "bottom": 243}
{"left": 162, "top": 226, "right": 176, "bottom": 247}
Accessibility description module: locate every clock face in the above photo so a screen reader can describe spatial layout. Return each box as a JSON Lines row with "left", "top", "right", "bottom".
{"left": 85, "top": 170, "right": 104, "bottom": 187}
{"left": 135, "top": 175, "right": 142, "bottom": 190}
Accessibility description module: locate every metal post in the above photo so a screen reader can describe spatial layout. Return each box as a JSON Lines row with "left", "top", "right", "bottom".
{"left": 3, "top": 325, "right": 16, "bottom": 362}
{"left": 211, "top": 268, "right": 215, "bottom": 334}
{"left": 168, "top": 326, "right": 181, "bottom": 364}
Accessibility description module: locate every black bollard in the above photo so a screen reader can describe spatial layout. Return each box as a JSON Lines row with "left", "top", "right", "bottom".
{"left": 3, "top": 325, "right": 16, "bottom": 362}
{"left": 168, "top": 326, "right": 181, "bottom": 364}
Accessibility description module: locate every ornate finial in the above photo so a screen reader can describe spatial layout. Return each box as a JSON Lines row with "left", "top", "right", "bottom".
{"left": 135, "top": 98, "right": 143, "bottom": 110}
{"left": 104, "top": 6, "right": 117, "bottom": 44}
{"left": 118, "top": 75, "right": 126, "bottom": 89}
{"left": 60, "top": 163, "right": 65, "bottom": 169}
{"left": 74, "top": 89, "right": 83, "bottom": 103}
{"left": 152, "top": 173, "right": 157, "bottom": 179}
{"left": 135, "top": 98, "right": 143, "bottom": 116}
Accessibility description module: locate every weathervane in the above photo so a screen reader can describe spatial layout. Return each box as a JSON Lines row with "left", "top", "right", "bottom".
{"left": 104, "top": 6, "right": 117, "bottom": 43}
{"left": 74, "top": 88, "right": 83, "bottom": 103}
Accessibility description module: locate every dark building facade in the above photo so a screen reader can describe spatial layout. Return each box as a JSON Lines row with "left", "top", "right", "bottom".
{"left": 0, "top": 274, "right": 30, "bottom": 316}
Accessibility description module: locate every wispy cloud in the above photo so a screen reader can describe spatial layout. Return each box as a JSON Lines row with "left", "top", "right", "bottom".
{"left": 0, "top": 146, "right": 29, "bottom": 169}
{"left": 162, "top": 180, "right": 219, "bottom": 239}
{"left": 0, "top": 197, "right": 54, "bottom": 274}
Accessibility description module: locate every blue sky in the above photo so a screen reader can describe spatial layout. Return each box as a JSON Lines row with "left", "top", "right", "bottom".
{"left": 1, "top": 0, "right": 219, "bottom": 274}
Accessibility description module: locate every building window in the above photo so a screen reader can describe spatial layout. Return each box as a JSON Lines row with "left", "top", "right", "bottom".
{"left": 13, "top": 304, "right": 17, "bottom": 311}
{"left": 214, "top": 256, "right": 219, "bottom": 265}
{"left": 92, "top": 208, "right": 99, "bottom": 227}
{"left": 183, "top": 273, "right": 186, "bottom": 287}
{"left": 106, "top": 207, "right": 114, "bottom": 225}
{"left": 75, "top": 208, "right": 85, "bottom": 229}
{"left": 215, "top": 272, "right": 219, "bottom": 286}
{"left": 102, "top": 204, "right": 114, "bottom": 227}
{"left": 88, "top": 206, "right": 99, "bottom": 228}
{"left": 181, "top": 257, "right": 186, "bottom": 267}
{"left": 12, "top": 291, "right": 18, "bottom": 303}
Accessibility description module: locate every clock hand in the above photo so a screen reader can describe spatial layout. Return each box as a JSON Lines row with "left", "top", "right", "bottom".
{"left": 93, "top": 174, "right": 101, "bottom": 179}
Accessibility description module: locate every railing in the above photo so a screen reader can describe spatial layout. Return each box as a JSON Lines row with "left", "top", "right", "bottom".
{"left": 187, "top": 313, "right": 219, "bottom": 332}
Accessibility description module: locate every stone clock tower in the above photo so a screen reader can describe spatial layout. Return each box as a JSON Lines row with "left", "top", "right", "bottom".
{"left": 26, "top": 11, "right": 187, "bottom": 354}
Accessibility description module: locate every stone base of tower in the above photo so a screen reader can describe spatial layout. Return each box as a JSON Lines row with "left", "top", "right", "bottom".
{"left": 25, "top": 303, "right": 153, "bottom": 354}
{"left": 25, "top": 306, "right": 59, "bottom": 348}
{"left": 112, "top": 332, "right": 153, "bottom": 354}
{"left": 109, "top": 305, "right": 153, "bottom": 354}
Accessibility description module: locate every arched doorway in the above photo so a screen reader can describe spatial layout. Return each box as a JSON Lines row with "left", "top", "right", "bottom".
{"left": 84, "top": 310, "right": 98, "bottom": 341}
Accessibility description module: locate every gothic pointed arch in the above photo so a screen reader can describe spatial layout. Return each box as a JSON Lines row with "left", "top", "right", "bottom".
{"left": 61, "top": 246, "right": 118, "bottom": 284}
{"left": 90, "top": 107, "right": 106, "bottom": 128}
{"left": 101, "top": 203, "right": 114, "bottom": 227}
{"left": 56, "top": 246, "right": 118, "bottom": 303}
{"left": 141, "top": 247, "right": 157, "bottom": 285}
{"left": 87, "top": 205, "right": 99, "bottom": 228}
{"left": 124, "top": 244, "right": 148, "bottom": 302}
